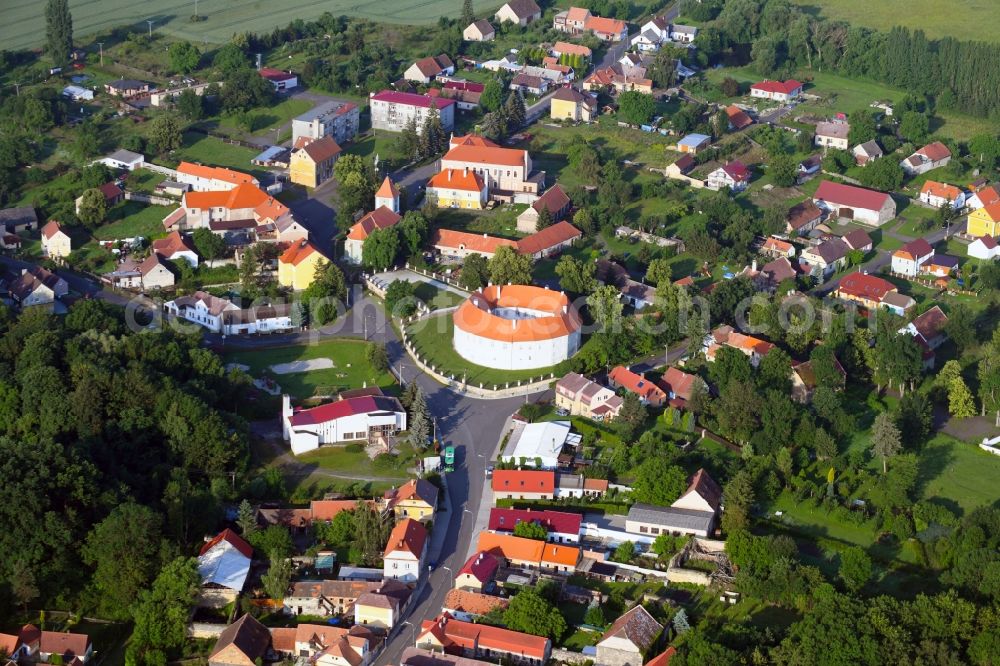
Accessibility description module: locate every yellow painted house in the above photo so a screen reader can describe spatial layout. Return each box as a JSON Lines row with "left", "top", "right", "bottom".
{"left": 426, "top": 168, "right": 488, "bottom": 209}
{"left": 289, "top": 136, "right": 342, "bottom": 188}
{"left": 353, "top": 580, "right": 410, "bottom": 629}
{"left": 278, "top": 240, "right": 327, "bottom": 290}
{"left": 550, "top": 86, "right": 596, "bottom": 122}
{"left": 968, "top": 203, "right": 1000, "bottom": 239}
{"left": 383, "top": 478, "right": 438, "bottom": 522}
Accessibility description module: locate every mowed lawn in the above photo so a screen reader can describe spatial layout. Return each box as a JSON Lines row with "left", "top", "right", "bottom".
{"left": 1, "top": 0, "right": 506, "bottom": 49}
{"left": 161, "top": 132, "right": 265, "bottom": 177}
{"left": 790, "top": 0, "right": 1000, "bottom": 43}
{"left": 916, "top": 435, "right": 1000, "bottom": 514}
{"left": 224, "top": 339, "right": 396, "bottom": 399}
{"left": 93, "top": 201, "right": 173, "bottom": 240}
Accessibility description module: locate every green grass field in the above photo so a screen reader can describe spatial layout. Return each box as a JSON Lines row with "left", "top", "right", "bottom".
{"left": 94, "top": 202, "right": 173, "bottom": 240}
{"left": 790, "top": 0, "right": 1000, "bottom": 43}
{"left": 295, "top": 440, "right": 419, "bottom": 481}
{"left": 160, "top": 132, "right": 265, "bottom": 176}
{"left": 224, "top": 339, "right": 396, "bottom": 399}
{"left": 2, "top": 0, "right": 507, "bottom": 50}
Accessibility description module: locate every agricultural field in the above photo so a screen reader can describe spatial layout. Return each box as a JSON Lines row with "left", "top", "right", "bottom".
{"left": 1, "top": 0, "right": 508, "bottom": 50}
{"left": 789, "top": 0, "right": 1000, "bottom": 44}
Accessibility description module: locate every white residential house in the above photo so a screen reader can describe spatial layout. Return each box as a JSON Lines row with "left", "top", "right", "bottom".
{"left": 95, "top": 149, "right": 145, "bottom": 171}
{"left": 9, "top": 266, "right": 68, "bottom": 307}
{"left": 968, "top": 235, "right": 1000, "bottom": 260}
{"left": 40, "top": 221, "right": 72, "bottom": 259}
{"left": 891, "top": 239, "right": 935, "bottom": 277}
{"left": 919, "top": 181, "right": 966, "bottom": 210}
{"left": 383, "top": 518, "right": 427, "bottom": 583}
{"left": 463, "top": 20, "right": 495, "bottom": 41}
{"left": 901, "top": 142, "right": 952, "bottom": 176}
{"left": 706, "top": 161, "right": 750, "bottom": 192}
{"left": 815, "top": 121, "right": 849, "bottom": 150}
{"left": 494, "top": 0, "right": 542, "bottom": 26}
{"left": 281, "top": 393, "right": 407, "bottom": 455}
{"left": 669, "top": 24, "right": 698, "bottom": 42}
{"left": 164, "top": 291, "right": 238, "bottom": 333}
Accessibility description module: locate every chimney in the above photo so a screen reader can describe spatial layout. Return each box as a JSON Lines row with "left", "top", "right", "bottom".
{"left": 448, "top": 170, "right": 452, "bottom": 182}
{"left": 752, "top": 259, "right": 757, "bottom": 272}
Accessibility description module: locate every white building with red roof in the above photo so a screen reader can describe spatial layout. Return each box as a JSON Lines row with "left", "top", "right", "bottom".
{"left": 259, "top": 67, "right": 298, "bottom": 91}
{"left": 151, "top": 230, "right": 199, "bottom": 268}
{"left": 749, "top": 79, "right": 802, "bottom": 102}
{"left": 344, "top": 206, "right": 402, "bottom": 264}
{"left": 369, "top": 90, "right": 455, "bottom": 133}
{"left": 901, "top": 141, "right": 952, "bottom": 176}
{"left": 175, "top": 162, "right": 259, "bottom": 192}
{"left": 417, "top": 613, "right": 551, "bottom": 665}
{"left": 813, "top": 180, "right": 896, "bottom": 227}
{"left": 440, "top": 135, "right": 542, "bottom": 202}
{"left": 198, "top": 528, "right": 253, "bottom": 604}
{"left": 489, "top": 507, "right": 582, "bottom": 543}
{"left": 706, "top": 160, "right": 750, "bottom": 192}
{"left": 452, "top": 285, "right": 582, "bottom": 370}
{"left": 455, "top": 551, "right": 500, "bottom": 592}
{"left": 282, "top": 394, "right": 407, "bottom": 455}
{"left": 384, "top": 518, "right": 428, "bottom": 582}
{"left": 969, "top": 235, "right": 1000, "bottom": 260}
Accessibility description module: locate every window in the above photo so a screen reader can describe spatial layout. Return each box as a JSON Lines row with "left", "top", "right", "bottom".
{"left": 639, "top": 526, "right": 648, "bottom": 533}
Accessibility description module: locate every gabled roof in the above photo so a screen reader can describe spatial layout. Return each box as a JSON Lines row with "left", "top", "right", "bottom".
{"left": 566, "top": 7, "right": 591, "bottom": 22}
{"left": 532, "top": 184, "right": 571, "bottom": 215}
{"left": 41, "top": 220, "right": 67, "bottom": 240}
{"left": 457, "top": 551, "right": 500, "bottom": 583}
{"left": 139, "top": 252, "right": 171, "bottom": 277}
{"left": 645, "top": 648, "right": 677, "bottom": 666}
{"left": 310, "top": 499, "right": 366, "bottom": 522}
{"left": 842, "top": 228, "right": 873, "bottom": 250}
{"left": 201, "top": 528, "right": 253, "bottom": 558}
{"left": 836, "top": 272, "right": 896, "bottom": 301}
{"left": 684, "top": 468, "right": 722, "bottom": 512}
{"left": 911, "top": 305, "right": 948, "bottom": 341}
{"left": 443, "top": 589, "right": 509, "bottom": 617}
{"left": 600, "top": 605, "right": 663, "bottom": 652}
{"left": 924, "top": 253, "right": 959, "bottom": 269}
{"left": 512, "top": 73, "right": 545, "bottom": 90}
{"left": 973, "top": 234, "right": 998, "bottom": 250}
{"left": 178, "top": 162, "right": 257, "bottom": 187}
{"left": 488, "top": 507, "right": 583, "bottom": 535}
{"left": 491, "top": 469, "right": 555, "bottom": 493}
{"left": 761, "top": 256, "right": 797, "bottom": 284}
{"left": 99, "top": 182, "right": 124, "bottom": 200}
{"left": 419, "top": 613, "right": 549, "bottom": 660}
{"left": 384, "top": 518, "right": 428, "bottom": 558}
{"left": 854, "top": 140, "right": 882, "bottom": 157}
{"left": 807, "top": 238, "right": 849, "bottom": 264}
{"left": 477, "top": 531, "right": 544, "bottom": 563}
{"left": 288, "top": 395, "right": 404, "bottom": 427}
{"left": 152, "top": 230, "right": 196, "bottom": 257}
{"left": 894, "top": 238, "right": 934, "bottom": 260}
{"left": 921, "top": 180, "right": 962, "bottom": 201}
{"left": 814, "top": 180, "right": 891, "bottom": 211}
{"left": 371, "top": 90, "right": 456, "bottom": 109}
{"left": 387, "top": 478, "right": 438, "bottom": 507}
{"left": 210, "top": 614, "right": 271, "bottom": 665}
{"left": 279, "top": 239, "right": 322, "bottom": 266}
{"left": 787, "top": 200, "right": 823, "bottom": 230}
{"left": 750, "top": 79, "right": 802, "bottom": 95}
{"left": 720, "top": 160, "right": 750, "bottom": 182}
{"left": 585, "top": 16, "right": 627, "bottom": 36}
{"left": 916, "top": 141, "right": 951, "bottom": 162}
{"left": 443, "top": 135, "right": 527, "bottom": 167}
{"left": 259, "top": 67, "right": 296, "bottom": 82}
{"left": 468, "top": 19, "right": 494, "bottom": 35}
{"left": 428, "top": 168, "right": 486, "bottom": 192}
{"left": 38, "top": 632, "right": 91, "bottom": 660}
{"left": 725, "top": 105, "right": 752, "bottom": 129}
{"left": 500, "top": 0, "right": 541, "bottom": 19}
{"left": 412, "top": 55, "right": 454, "bottom": 78}
{"left": 347, "top": 206, "right": 402, "bottom": 241}
{"left": 815, "top": 120, "right": 849, "bottom": 139}
{"left": 553, "top": 41, "right": 592, "bottom": 57}
{"left": 10, "top": 266, "right": 66, "bottom": 301}
{"left": 609, "top": 365, "right": 666, "bottom": 402}
{"left": 516, "top": 220, "right": 581, "bottom": 255}
{"left": 295, "top": 135, "right": 342, "bottom": 163}
{"left": 661, "top": 366, "right": 697, "bottom": 401}
{"left": 184, "top": 183, "right": 289, "bottom": 221}
{"left": 431, "top": 228, "right": 517, "bottom": 255}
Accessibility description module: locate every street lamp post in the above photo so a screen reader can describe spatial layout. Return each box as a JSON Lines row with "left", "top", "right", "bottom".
{"left": 96, "top": 42, "right": 104, "bottom": 66}
{"left": 146, "top": 20, "right": 154, "bottom": 38}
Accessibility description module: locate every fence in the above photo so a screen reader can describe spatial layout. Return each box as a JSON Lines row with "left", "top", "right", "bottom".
{"left": 141, "top": 163, "right": 178, "bottom": 178}
{"left": 980, "top": 435, "right": 1000, "bottom": 456}
{"left": 124, "top": 191, "right": 175, "bottom": 205}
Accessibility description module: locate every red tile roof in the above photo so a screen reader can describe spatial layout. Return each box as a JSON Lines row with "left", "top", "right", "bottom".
{"left": 750, "top": 79, "right": 802, "bottom": 95}
{"left": 488, "top": 507, "right": 582, "bottom": 535}
{"left": 531, "top": 184, "right": 571, "bottom": 216}
{"left": 371, "top": 90, "right": 455, "bottom": 109}
{"left": 185, "top": 183, "right": 289, "bottom": 221}
{"left": 645, "top": 647, "right": 677, "bottom": 666}
{"left": 660, "top": 366, "right": 697, "bottom": 401}
{"left": 41, "top": 220, "right": 66, "bottom": 240}
{"left": 609, "top": 365, "right": 666, "bottom": 403}
{"left": 296, "top": 135, "right": 342, "bottom": 163}
{"left": 725, "top": 105, "right": 752, "bottom": 129}
{"left": 836, "top": 272, "right": 896, "bottom": 302}
{"left": 289, "top": 395, "right": 403, "bottom": 427}
{"left": 384, "top": 518, "right": 427, "bottom": 558}
{"left": 428, "top": 168, "right": 486, "bottom": 192}
{"left": 894, "top": 238, "right": 934, "bottom": 260}
{"left": 419, "top": 613, "right": 549, "bottom": 660}
{"left": 99, "top": 182, "right": 123, "bottom": 200}
{"left": 491, "top": 469, "right": 555, "bottom": 494}
{"left": 443, "top": 137, "right": 527, "bottom": 168}
{"left": 920, "top": 180, "right": 962, "bottom": 201}
{"left": 814, "top": 180, "right": 891, "bottom": 212}
{"left": 200, "top": 528, "right": 253, "bottom": 558}
{"left": 376, "top": 176, "right": 400, "bottom": 199}
{"left": 443, "top": 589, "right": 509, "bottom": 617}
{"left": 259, "top": 68, "right": 297, "bottom": 82}
{"left": 431, "top": 229, "right": 517, "bottom": 255}
{"left": 178, "top": 162, "right": 258, "bottom": 186}
{"left": 584, "top": 16, "right": 627, "bottom": 36}
{"left": 457, "top": 551, "right": 500, "bottom": 583}
{"left": 917, "top": 141, "right": 951, "bottom": 162}
{"left": 310, "top": 500, "right": 366, "bottom": 522}
{"left": 455, "top": 284, "right": 582, "bottom": 343}
{"left": 152, "top": 230, "right": 196, "bottom": 257}
{"left": 685, "top": 468, "right": 722, "bottom": 512}
{"left": 39, "top": 632, "right": 91, "bottom": 661}
{"left": 348, "top": 206, "right": 402, "bottom": 241}
{"left": 515, "top": 220, "right": 581, "bottom": 255}
{"left": 911, "top": 305, "right": 948, "bottom": 341}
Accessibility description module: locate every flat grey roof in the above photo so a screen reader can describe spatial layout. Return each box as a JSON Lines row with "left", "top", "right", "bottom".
{"left": 294, "top": 99, "right": 354, "bottom": 123}
{"left": 627, "top": 503, "right": 714, "bottom": 532}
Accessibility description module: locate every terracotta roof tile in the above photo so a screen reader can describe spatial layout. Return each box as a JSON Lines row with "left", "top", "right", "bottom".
{"left": 454, "top": 284, "right": 582, "bottom": 343}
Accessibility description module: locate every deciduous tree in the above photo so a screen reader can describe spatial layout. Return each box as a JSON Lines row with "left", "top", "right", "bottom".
{"left": 76, "top": 188, "right": 107, "bottom": 228}
{"left": 503, "top": 589, "right": 567, "bottom": 639}
{"left": 488, "top": 245, "right": 532, "bottom": 285}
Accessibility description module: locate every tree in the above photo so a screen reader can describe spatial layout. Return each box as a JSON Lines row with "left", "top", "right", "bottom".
{"left": 721, "top": 470, "right": 754, "bottom": 532}
{"left": 673, "top": 608, "right": 691, "bottom": 635}
{"left": 848, "top": 110, "right": 878, "bottom": 146}
{"left": 513, "top": 521, "right": 548, "bottom": 540}
{"left": 168, "top": 41, "right": 200, "bottom": 74}
{"left": 860, "top": 155, "right": 904, "bottom": 191}
{"left": 720, "top": 77, "right": 741, "bottom": 97}
{"left": 480, "top": 78, "right": 503, "bottom": 113}
{"left": 459, "top": 253, "right": 488, "bottom": 290}
{"left": 612, "top": 541, "right": 634, "bottom": 563}
{"left": 461, "top": 0, "right": 475, "bottom": 27}
{"left": 584, "top": 604, "right": 605, "bottom": 628}
{"left": 814, "top": 427, "right": 837, "bottom": 460}
{"left": 616, "top": 392, "right": 647, "bottom": 441}
{"left": 618, "top": 91, "right": 655, "bottom": 125}
{"left": 81, "top": 502, "right": 163, "bottom": 618}
{"left": 535, "top": 205, "right": 553, "bottom": 231}
{"left": 770, "top": 154, "right": 798, "bottom": 187}
{"left": 838, "top": 546, "right": 872, "bottom": 593}
{"left": 236, "top": 499, "right": 257, "bottom": 536}
{"left": 898, "top": 111, "right": 929, "bottom": 144}
{"left": 948, "top": 376, "right": 976, "bottom": 418}
{"left": 871, "top": 411, "right": 902, "bottom": 474}
{"left": 176, "top": 89, "right": 204, "bottom": 121}
{"left": 213, "top": 42, "right": 249, "bottom": 76}
{"left": 968, "top": 133, "right": 1000, "bottom": 169}
{"left": 555, "top": 256, "right": 596, "bottom": 295}
{"left": 362, "top": 227, "right": 400, "bottom": 270}
{"left": 191, "top": 228, "right": 225, "bottom": 265}
{"left": 488, "top": 245, "right": 532, "bottom": 285}
{"left": 128, "top": 557, "right": 199, "bottom": 666}
{"left": 149, "top": 113, "right": 183, "bottom": 154}
{"left": 367, "top": 343, "right": 390, "bottom": 373}
{"left": 944, "top": 304, "right": 975, "bottom": 352}
{"left": 633, "top": 458, "right": 687, "bottom": 505}
{"left": 221, "top": 68, "right": 275, "bottom": 112}
{"left": 354, "top": 501, "right": 392, "bottom": 565}
{"left": 261, "top": 552, "right": 292, "bottom": 600}
{"left": 408, "top": 385, "right": 431, "bottom": 449}
{"left": 8, "top": 559, "right": 39, "bottom": 612}
{"left": 45, "top": 0, "right": 73, "bottom": 64}
{"left": 385, "top": 280, "right": 417, "bottom": 318}
{"left": 504, "top": 91, "right": 526, "bottom": 130}
{"left": 76, "top": 188, "right": 107, "bottom": 228}
{"left": 503, "top": 589, "right": 567, "bottom": 639}
{"left": 247, "top": 525, "right": 293, "bottom": 559}
{"left": 587, "top": 285, "right": 624, "bottom": 333}
{"left": 399, "top": 211, "right": 429, "bottom": 259}
{"left": 303, "top": 262, "right": 348, "bottom": 325}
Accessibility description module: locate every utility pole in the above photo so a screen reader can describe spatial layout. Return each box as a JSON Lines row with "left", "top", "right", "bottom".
{"left": 194, "top": 0, "right": 199, "bottom": 18}
{"left": 13, "top": 81, "right": 20, "bottom": 96}
{"left": 96, "top": 42, "right": 104, "bottom": 66}
{"left": 146, "top": 19, "right": 154, "bottom": 38}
